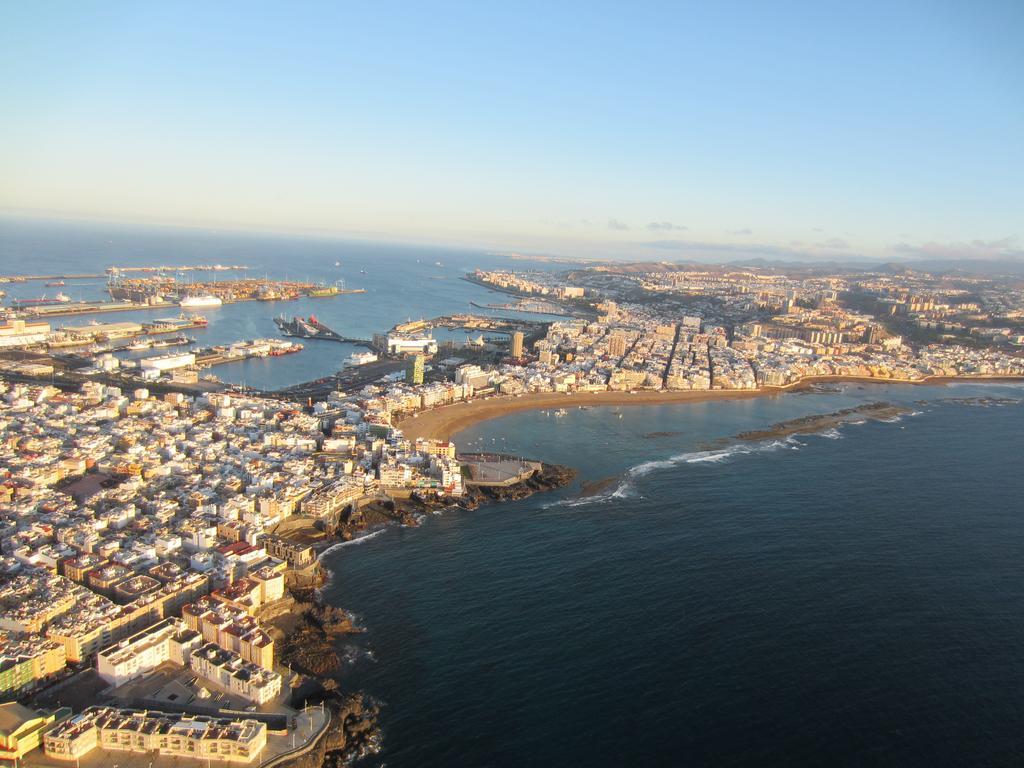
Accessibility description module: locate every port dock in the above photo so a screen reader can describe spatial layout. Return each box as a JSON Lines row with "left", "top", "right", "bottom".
{"left": 16, "top": 300, "right": 176, "bottom": 318}
{"left": 275, "top": 315, "right": 371, "bottom": 345}
{"left": 193, "top": 338, "right": 303, "bottom": 368}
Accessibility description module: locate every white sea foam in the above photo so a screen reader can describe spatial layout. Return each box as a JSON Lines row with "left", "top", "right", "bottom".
{"left": 542, "top": 477, "right": 641, "bottom": 509}
{"left": 548, "top": 438, "right": 804, "bottom": 510}
{"left": 819, "top": 428, "right": 842, "bottom": 439}
{"left": 610, "top": 482, "right": 639, "bottom": 499}
{"left": 628, "top": 443, "right": 762, "bottom": 475}
{"left": 318, "top": 528, "right": 387, "bottom": 559}
{"left": 340, "top": 644, "right": 377, "bottom": 666}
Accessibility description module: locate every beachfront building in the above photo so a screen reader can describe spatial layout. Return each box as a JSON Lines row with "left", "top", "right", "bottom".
{"left": 43, "top": 706, "right": 268, "bottom": 763}
{"left": 300, "top": 477, "right": 364, "bottom": 522}
{"left": 260, "top": 534, "right": 315, "bottom": 568}
{"left": 187, "top": 642, "right": 282, "bottom": 705}
{"left": 96, "top": 618, "right": 202, "bottom": 687}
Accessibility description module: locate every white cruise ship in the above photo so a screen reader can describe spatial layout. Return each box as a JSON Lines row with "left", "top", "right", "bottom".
{"left": 179, "top": 294, "right": 223, "bottom": 308}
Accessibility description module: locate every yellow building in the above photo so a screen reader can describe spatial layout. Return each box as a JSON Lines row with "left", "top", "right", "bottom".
{"left": 0, "top": 702, "right": 64, "bottom": 763}
{"left": 46, "top": 602, "right": 162, "bottom": 664}
{"left": 0, "top": 632, "right": 67, "bottom": 698}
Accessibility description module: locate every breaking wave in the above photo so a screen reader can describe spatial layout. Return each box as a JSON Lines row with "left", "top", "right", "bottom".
{"left": 545, "top": 437, "right": 802, "bottom": 509}
{"left": 628, "top": 438, "right": 799, "bottom": 478}
{"left": 319, "top": 528, "right": 388, "bottom": 559}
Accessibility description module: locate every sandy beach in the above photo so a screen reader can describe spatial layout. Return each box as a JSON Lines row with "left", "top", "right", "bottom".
{"left": 396, "top": 375, "right": 1024, "bottom": 442}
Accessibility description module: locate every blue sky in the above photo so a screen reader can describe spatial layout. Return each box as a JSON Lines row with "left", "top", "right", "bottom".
{"left": 1, "top": 1, "right": 1021, "bottom": 261}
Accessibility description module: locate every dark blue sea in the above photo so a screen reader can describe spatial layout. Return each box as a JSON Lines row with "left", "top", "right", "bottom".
{"left": 323, "top": 383, "right": 1024, "bottom": 767}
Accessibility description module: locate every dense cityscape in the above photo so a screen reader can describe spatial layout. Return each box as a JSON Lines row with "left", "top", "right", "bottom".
{"left": 1, "top": 256, "right": 1023, "bottom": 765}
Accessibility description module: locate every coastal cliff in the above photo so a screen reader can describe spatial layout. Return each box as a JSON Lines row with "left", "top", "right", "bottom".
{"left": 267, "top": 460, "right": 575, "bottom": 766}
{"left": 259, "top": 581, "right": 382, "bottom": 766}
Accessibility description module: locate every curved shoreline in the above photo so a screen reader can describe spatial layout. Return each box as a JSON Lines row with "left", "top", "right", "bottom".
{"left": 396, "top": 375, "right": 1024, "bottom": 442}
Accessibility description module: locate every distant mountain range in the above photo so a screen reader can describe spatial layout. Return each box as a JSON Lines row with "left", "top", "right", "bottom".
{"left": 722, "top": 256, "right": 1024, "bottom": 278}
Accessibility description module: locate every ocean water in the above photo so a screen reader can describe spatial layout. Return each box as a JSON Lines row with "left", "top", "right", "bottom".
{"left": 0, "top": 217, "right": 563, "bottom": 390}
{"left": 323, "top": 382, "right": 1024, "bottom": 766}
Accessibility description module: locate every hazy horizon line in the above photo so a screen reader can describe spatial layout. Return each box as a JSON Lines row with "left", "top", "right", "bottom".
{"left": 2, "top": 205, "right": 1022, "bottom": 269}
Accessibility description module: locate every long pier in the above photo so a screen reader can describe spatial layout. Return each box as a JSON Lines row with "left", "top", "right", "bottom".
{"left": 16, "top": 300, "right": 174, "bottom": 318}
{"left": 0, "top": 273, "right": 104, "bottom": 282}
{"left": 0, "top": 265, "right": 251, "bottom": 282}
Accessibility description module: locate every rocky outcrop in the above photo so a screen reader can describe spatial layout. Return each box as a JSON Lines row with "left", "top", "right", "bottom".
{"left": 277, "top": 693, "right": 381, "bottom": 768}
{"left": 270, "top": 593, "right": 362, "bottom": 677}
{"left": 736, "top": 402, "right": 909, "bottom": 441}
{"left": 466, "top": 462, "right": 576, "bottom": 504}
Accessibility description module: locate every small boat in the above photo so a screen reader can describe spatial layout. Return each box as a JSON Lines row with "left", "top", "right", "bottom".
{"left": 46, "top": 280, "right": 66, "bottom": 287}
{"left": 334, "top": 261, "right": 341, "bottom": 267}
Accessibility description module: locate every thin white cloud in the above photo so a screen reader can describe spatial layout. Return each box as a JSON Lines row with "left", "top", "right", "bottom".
{"left": 891, "top": 237, "right": 1023, "bottom": 261}
{"left": 646, "top": 221, "right": 688, "bottom": 232}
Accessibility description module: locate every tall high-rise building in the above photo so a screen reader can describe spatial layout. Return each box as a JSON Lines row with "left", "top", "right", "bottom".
{"left": 511, "top": 331, "right": 524, "bottom": 358}
{"left": 608, "top": 334, "right": 627, "bottom": 357}
{"left": 406, "top": 354, "right": 424, "bottom": 385}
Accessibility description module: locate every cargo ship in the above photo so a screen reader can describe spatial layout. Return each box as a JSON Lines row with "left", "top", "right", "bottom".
{"left": 13, "top": 292, "right": 71, "bottom": 307}
{"left": 143, "top": 315, "right": 208, "bottom": 334}
{"left": 269, "top": 341, "right": 303, "bottom": 356}
{"left": 179, "top": 294, "right": 223, "bottom": 308}
{"left": 152, "top": 334, "right": 195, "bottom": 348}
{"left": 307, "top": 281, "right": 366, "bottom": 297}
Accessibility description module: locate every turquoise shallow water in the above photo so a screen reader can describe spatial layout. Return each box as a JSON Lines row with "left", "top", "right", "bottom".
{"left": 323, "top": 383, "right": 1024, "bottom": 767}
